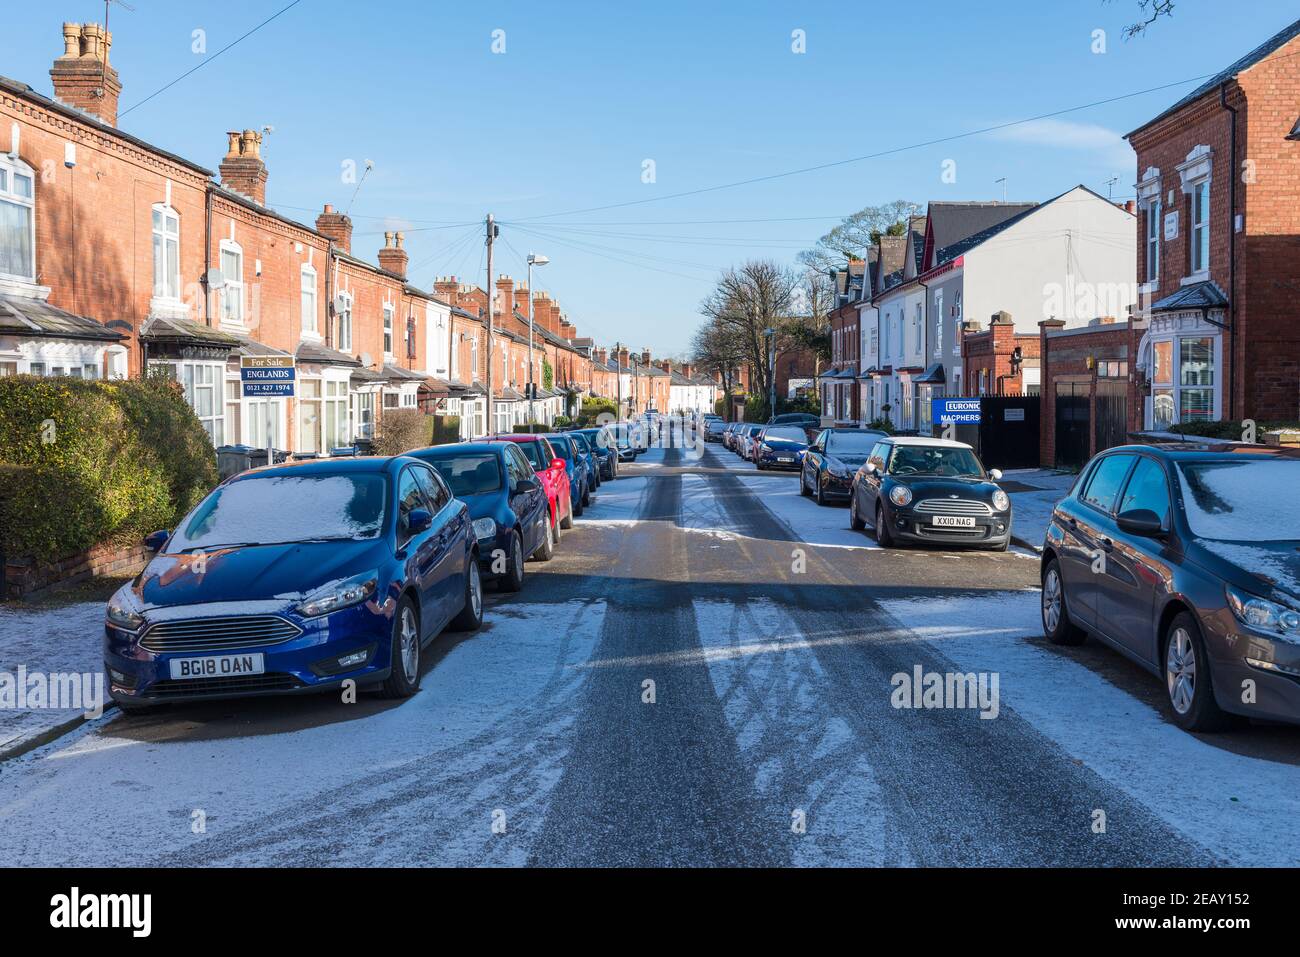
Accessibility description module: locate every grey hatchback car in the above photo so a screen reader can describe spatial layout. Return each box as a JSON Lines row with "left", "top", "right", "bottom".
{"left": 1040, "top": 443, "right": 1300, "bottom": 732}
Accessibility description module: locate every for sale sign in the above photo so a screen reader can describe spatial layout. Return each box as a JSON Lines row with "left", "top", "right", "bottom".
{"left": 240, "top": 356, "right": 296, "bottom": 397}
{"left": 932, "top": 397, "right": 981, "bottom": 425}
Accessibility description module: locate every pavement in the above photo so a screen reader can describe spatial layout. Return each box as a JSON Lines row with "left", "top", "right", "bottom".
{"left": 1002, "top": 468, "right": 1079, "bottom": 551}
{"left": 0, "top": 443, "right": 1297, "bottom": 865}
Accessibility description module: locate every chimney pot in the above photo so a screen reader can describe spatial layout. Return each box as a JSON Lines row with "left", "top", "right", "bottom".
{"left": 316, "top": 205, "right": 353, "bottom": 254}
{"left": 51, "top": 22, "right": 122, "bottom": 126}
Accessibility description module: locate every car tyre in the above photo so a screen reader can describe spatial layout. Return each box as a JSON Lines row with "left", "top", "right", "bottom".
{"left": 849, "top": 490, "right": 866, "bottom": 531}
{"left": 815, "top": 478, "right": 828, "bottom": 507}
{"left": 499, "top": 531, "right": 525, "bottom": 591}
{"left": 799, "top": 469, "right": 811, "bottom": 497}
{"left": 450, "top": 559, "right": 484, "bottom": 632}
{"left": 1164, "top": 611, "right": 1234, "bottom": 732}
{"left": 581, "top": 481, "right": 592, "bottom": 507}
{"left": 1040, "top": 558, "right": 1085, "bottom": 646}
{"left": 874, "top": 504, "right": 896, "bottom": 548}
{"left": 379, "top": 595, "right": 421, "bottom": 699}
{"left": 532, "top": 515, "right": 555, "bottom": 562}
{"left": 560, "top": 499, "right": 574, "bottom": 529}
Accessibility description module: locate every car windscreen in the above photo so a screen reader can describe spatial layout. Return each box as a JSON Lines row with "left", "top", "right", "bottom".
{"left": 887, "top": 445, "right": 985, "bottom": 478}
{"left": 826, "top": 432, "right": 880, "bottom": 455}
{"left": 426, "top": 454, "right": 503, "bottom": 497}
{"left": 764, "top": 427, "right": 807, "bottom": 443}
{"left": 515, "top": 441, "right": 545, "bottom": 470}
{"left": 549, "top": 436, "right": 574, "bottom": 460}
{"left": 582, "top": 429, "right": 611, "bottom": 450}
{"left": 570, "top": 433, "right": 592, "bottom": 453}
{"left": 1176, "top": 458, "right": 1300, "bottom": 542}
{"left": 168, "top": 473, "right": 387, "bottom": 552}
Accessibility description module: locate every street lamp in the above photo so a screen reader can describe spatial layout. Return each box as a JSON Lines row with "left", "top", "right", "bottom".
{"left": 526, "top": 253, "right": 549, "bottom": 427}
{"left": 763, "top": 326, "right": 776, "bottom": 420}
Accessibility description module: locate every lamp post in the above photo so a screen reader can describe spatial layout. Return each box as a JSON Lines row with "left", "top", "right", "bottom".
{"left": 526, "top": 252, "right": 549, "bottom": 426}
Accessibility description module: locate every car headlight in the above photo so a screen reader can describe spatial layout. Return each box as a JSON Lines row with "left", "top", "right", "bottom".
{"left": 1226, "top": 585, "right": 1300, "bottom": 641}
{"left": 106, "top": 593, "right": 145, "bottom": 633}
{"left": 826, "top": 460, "right": 850, "bottom": 478}
{"left": 760, "top": 444, "right": 771, "bottom": 454}
{"left": 992, "top": 490, "right": 1010, "bottom": 512}
{"left": 472, "top": 517, "right": 498, "bottom": 541}
{"left": 890, "top": 485, "right": 913, "bottom": 507}
{"left": 296, "top": 571, "right": 379, "bottom": 618}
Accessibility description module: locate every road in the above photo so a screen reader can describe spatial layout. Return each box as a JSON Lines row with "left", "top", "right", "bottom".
{"left": 0, "top": 444, "right": 1297, "bottom": 866}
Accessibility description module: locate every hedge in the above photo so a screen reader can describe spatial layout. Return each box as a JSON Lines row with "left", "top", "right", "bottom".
{"left": 0, "top": 375, "right": 217, "bottom": 563}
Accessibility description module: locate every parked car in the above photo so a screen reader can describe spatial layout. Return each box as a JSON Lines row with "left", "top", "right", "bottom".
{"left": 753, "top": 424, "right": 809, "bottom": 471}
{"left": 738, "top": 424, "right": 764, "bottom": 460}
{"left": 547, "top": 432, "right": 591, "bottom": 515}
{"left": 848, "top": 437, "right": 1010, "bottom": 550}
{"left": 407, "top": 442, "right": 552, "bottom": 591}
{"left": 609, "top": 424, "right": 640, "bottom": 462}
{"left": 1041, "top": 443, "right": 1300, "bottom": 732}
{"left": 573, "top": 426, "right": 619, "bottom": 480}
{"left": 568, "top": 430, "right": 602, "bottom": 490}
{"left": 802, "top": 428, "right": 887, "bottom": 505}
{"left": 722, "top": 422, "right": 741, "bottom": 451}
{"left": 704, "top": 418, "right": 727, "bottom": 442}
{"left": 767, "top": 412, "right": 820, "bottom": 427}
{"left": 104, "top": 457, "right": 483, "bottom": 710}
{"left": 484, "top": 433, "right": 574, "bottom": 532}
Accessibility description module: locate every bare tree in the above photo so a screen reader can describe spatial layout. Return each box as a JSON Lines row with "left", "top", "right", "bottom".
{"left": 691, "top": 315, "right": 746, "bottom": 396}
{"left": 798, "top": 200, "right": 922, "bottom": 274}
{"left": 1108, "top": 0, "right": 1175, "bottom": 39}
{"left": 699, "top": 260, "right": 799, "bottom": 406}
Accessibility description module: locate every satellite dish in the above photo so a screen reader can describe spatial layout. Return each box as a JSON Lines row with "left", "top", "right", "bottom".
{"left": 360, "top": 352, "right": 372, "bottom": 367}
{"left": 205, "top": 268, "right": 225, "bottom": 290}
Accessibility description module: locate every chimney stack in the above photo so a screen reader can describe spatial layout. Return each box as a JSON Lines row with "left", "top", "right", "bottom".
{"left": 680, "top": 362, "right": 693, "bottom": 378}
{"left": 594, "top": 347, "right": 607, "bottom": 365}
{"left": 378, "top": 231, "right": 409, "bottom": 279}
{"left": 618, "top": 347, "right": 630, "bottom": 369}
{"left": 316, "top": 204, "right": 353, "bottom": 254}
{"left": 434, "top": 276, "right": 460, "bottom": 308}
{"left": 50, "top": 22, "right": 121, "bottom": 127}
{"left": 1123, "top": 200, "right": 1137, "bottom": 215}
{"left": 495, "top": 275, "right": 516, "bottom": 318}
{"left": 514, "top": 284, "right": 530, "bottom": 317}
{"left": 641, "top": 348, "right": 652, "bottom": 366}
{"left": 218, "top": 129, "right": 269, "bottom": 205}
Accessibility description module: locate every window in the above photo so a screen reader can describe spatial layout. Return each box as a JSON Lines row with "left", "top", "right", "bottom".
{"left": 913, "top": 303, "right": 923, "bottom": 353}
{"left": 178, "top": 362, "right": 224, "bottom": 446}
{"left": 220, "top": 242, "right": 244, "bottom": 325}
{"left": 383, "top": 303, "right": 394, "bottom": 356}
{"left": 300, "top": 265, "right": 318, "bottom": 336}
{"left": 383, "top": 391, "right": 399, "bottom": 410}
{"left": 1081, "top": 454, "right": 1135, "bottom": 513}
{"left": 0, "top": 156, "right": 35, "bottom": 281}
{"left": 397, "top": 467, "right": 431, "bottom": 542}
{"left": 224, "top": 378, "right": 242, "bottom": 441}
{"left": 351, "top": 391, "right": 375, "bottom": 439}
{"left": 0, "top": 361, "right": 17, "bottom": 376}
{"left": 412, "top": 464, "right": 450, "bottom": 512}
{"left": 1118, "top": 457, "right": 1170, "bottom": 526}
{"left": 325, "top": 379, "right": 348, "bottom": 449}
{"left": 246, "top": 397, "right": 283, "bottom": 449}
{"left": 952, "top": 292, "right": 963, "bottom": 356}
{"left": 1144, "top": 199, "right": 1161, "bottom": 283}
{"left": 933, "top": 291, "right": 943, "bottom": 357}
{"left": 1190, "top": 180, "right": 1210, "bottom": 274}
{"left": 152, "top": 205, "right": 180, "bottom": 300}
{"left": 1178, "top": 337, "right": 1213, "bottom": 421}
{"left": 298, "top": 378, "right": 321, "bottom": 454}
{"left": 336, "top": 293, "right": 353, "bottom": 352}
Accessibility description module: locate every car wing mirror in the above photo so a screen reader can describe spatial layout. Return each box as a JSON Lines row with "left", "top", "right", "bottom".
{"left": 989, "top": 468, "right": 1003, "bottom": 481}
{"left": 515, "top": 478, "right": 538, "bottom": 494}
{"left": 1116, "top": 508, "right": 1164, "bottom": 537}
{"left": 144, "top": 529, "right": 170, "bottom": 551}
{"left": 550, "top": 458, "right": 565, "bottom": 471}
{"left": 407, "top": 508, "right": 433, "bottom": 534}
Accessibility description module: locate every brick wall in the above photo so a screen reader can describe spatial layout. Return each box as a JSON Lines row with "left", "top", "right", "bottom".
{"left": 961, "top": 312, "right": 1041, "bottom": 395}
{"left": 1038, "top": 319, "right": 1142, "bottom": 467}
{"left": 4, "top": 541, "right": 151, "bottom": 600}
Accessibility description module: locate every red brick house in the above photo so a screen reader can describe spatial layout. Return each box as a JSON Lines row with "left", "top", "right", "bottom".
{"left": 1126, "top": 17, "right": 1300, "bottom": 429}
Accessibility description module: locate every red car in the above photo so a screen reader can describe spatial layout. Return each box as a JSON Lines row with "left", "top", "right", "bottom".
{"left": 484, "top": 434, "right": 574, "bottom": 539}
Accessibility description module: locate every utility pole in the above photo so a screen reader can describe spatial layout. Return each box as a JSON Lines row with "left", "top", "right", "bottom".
{"left": 615, "top": 341, "right": 623, "bottom": 420}
{"left": 484, "top": 213, "right": 496, "bottom": 436}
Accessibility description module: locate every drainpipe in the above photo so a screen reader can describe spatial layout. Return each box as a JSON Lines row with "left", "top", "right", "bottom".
{"left": 325, "top": 239, "right": 335, "bottom": 348}
{"left": 1220, "top": 81, "right": 1238, "bottom": 422}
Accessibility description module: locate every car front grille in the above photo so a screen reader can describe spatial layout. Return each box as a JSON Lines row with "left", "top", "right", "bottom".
{"left": 146, "top": 673, "right": 304, "bottom": 697}
{"left": 914, "top": 498, "right": 993, "bottom": 517}
{"left": 139, "top": 615, "right": 302, "bottom": 654}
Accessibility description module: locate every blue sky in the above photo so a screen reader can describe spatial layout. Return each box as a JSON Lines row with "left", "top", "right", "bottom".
{"left": 3, "top": 0, "right": 1295, "bottom": 355}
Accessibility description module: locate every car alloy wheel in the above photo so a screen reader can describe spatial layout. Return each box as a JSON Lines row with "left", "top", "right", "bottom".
{"left": 1042, "top": 567, "right": 1063, "bottom": 634}
{"left": 399, "top": 606, "right": 419, "bottom": 684}
{"left": 849, "top": 491, "right": 866, "bottom": 531}
{"left": 875, "top": 504, "right": 896, "bottom": 548}
{"left": 1166, "top": 626, "right": 1196, "bottom": 716}
{"left": 452, "top": 560, "right": 484, "bottom": 631}
{"left": 500, "top": 532, "right": 525, "bottom": 592}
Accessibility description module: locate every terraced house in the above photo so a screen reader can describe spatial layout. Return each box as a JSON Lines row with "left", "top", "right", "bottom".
{"left": 0, "top": 21, "right": 631, "bottom": 454}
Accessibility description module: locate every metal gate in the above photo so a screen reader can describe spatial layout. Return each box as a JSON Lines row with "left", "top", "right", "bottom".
{"left": 1054, "top": 381, "right": 1089, "bottom": 469}
{"left": 978, "top": 396, "right": 1040, "bottom": 470}
{"left": 1094, "top": 379, "right": 1128, "bottom": 455}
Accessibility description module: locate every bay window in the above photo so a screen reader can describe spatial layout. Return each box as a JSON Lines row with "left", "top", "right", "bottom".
{"left": 177, "top": 361, "right": 224, "bottom": 446}
{"left": 0, "top": 157, "right": 35, "bottom": 281}
{"left": 324, "top": 379, "right": 348, "bottom": 449}
{"left": 298, "top": 378, "right": 322, "bottom": 454}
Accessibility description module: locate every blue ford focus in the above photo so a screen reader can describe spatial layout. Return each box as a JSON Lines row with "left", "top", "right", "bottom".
{"left": 406, "top": 442, "right": 552, "bottom": 592}
{"left": 104, "top": 457, "right": 483, "bottom": 710}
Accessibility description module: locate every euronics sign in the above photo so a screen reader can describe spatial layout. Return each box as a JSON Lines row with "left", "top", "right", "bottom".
{"left": 932, "top": 397, "right": 981, "bottom": 425}
{"left": 240, "top": 356, "right": 296, "bottom": 397}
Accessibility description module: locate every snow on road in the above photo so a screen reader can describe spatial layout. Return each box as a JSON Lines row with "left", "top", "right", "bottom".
{"left": 0, "top": 599, "right": 607, "bottom": 866}
{"left": 734, "top": 472, "right": 880, "bottom": 552}
{"left": 876, "top": 591, "right": 1300, "bottom": 866}
{"left": 691, "top": 598, "right": 907, "bottom": 866}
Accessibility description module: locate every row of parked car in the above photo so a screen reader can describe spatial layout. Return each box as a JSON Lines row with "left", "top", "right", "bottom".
{"left": 714, "top": 415, "right": 1013, "bottom": 550}
{"left": 714, "top": 414, "right": 1300, "bottom": 734}
{"left": 104, "top": 425, "right": 635, "bottom": 710}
